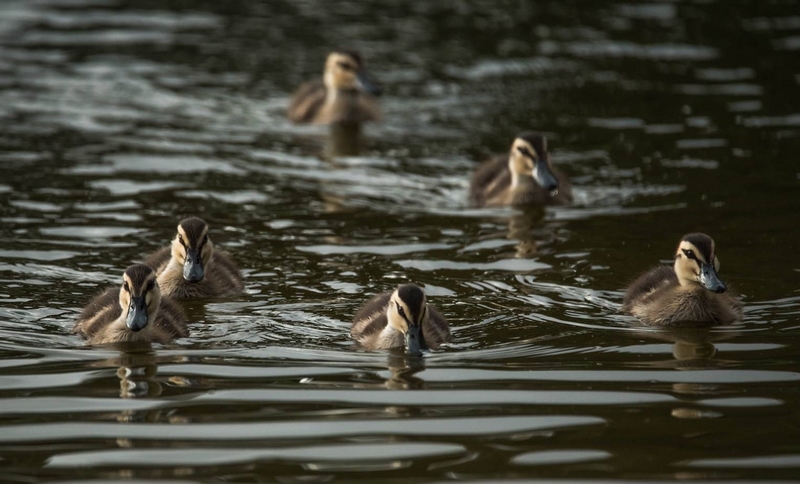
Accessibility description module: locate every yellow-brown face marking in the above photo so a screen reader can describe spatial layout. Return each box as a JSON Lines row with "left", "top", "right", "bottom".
{"left": 673, "top": 233, "right": 726, "bottom": 293}
{"left": 118, "top": 264, "right": 161, "bottom": 332}
{"left": 324, "top": 52, "right": 362, "bottom": 91}
{"left": 510, "top": 137, "right": 538, "bottom": 176}
{"left": 171, "top": 218, "right": 214, "bottom": 283}
{"left": 387, "top": 294, "right": 411, "bottom": 334}
{"left": 386, "top": 284, "right": 429, "bottom": 356}
{"left": 508, "top": 132, "right": 559, "bottom": 191}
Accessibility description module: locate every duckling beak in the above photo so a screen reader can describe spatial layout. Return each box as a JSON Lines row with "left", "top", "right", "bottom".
{"left": 183, "top": 248, "right": 204, "bottom": 283}
{"left": 126, "top": 295, "right": 148, "bottom": 332}
{"left": 533, "top": 158, "right": 559, "bottom": 192}
{"left": 699, "top": 262, "right": 727, "bottom": 293}
{"left": 356, "top": 70, "right": 382, "bottom": 96}
{"left": 404, "top": 325, "right": 427, "bottom": 356}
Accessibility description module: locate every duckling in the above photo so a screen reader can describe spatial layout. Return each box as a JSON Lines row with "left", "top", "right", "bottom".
{"left": 73, "top": 264, "right": 188, "bottom": 345}
{"left": 143, "top": 217, "right": 244, "bottom": 299}
{"left": 470, "top": 132, "right": 572, "bottom": 207}
{"left": 351, "top": 284, "right": 450, "bottom": 356}
{"left": 288, "top": 50, "right": 381, "bottom": 125}
{"left": 622, "top": 233, "right": 742, "bottom": 327}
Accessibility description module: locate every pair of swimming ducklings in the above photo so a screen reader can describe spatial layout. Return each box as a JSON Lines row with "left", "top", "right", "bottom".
{"left": 74, "top": 51, "right": 743, "bottom": 352}
{"left": 290, "top": 50, "right": 571, "bottom": 208}
{"left": 355, "top": 232, "right": 743, "bottom": 356}
{"left": 73, "top": 217, "right": 243, "bottom": 344}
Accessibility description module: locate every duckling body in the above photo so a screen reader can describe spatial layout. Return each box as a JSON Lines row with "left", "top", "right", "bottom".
{"left": 352, "top": 284, "right": 450, "bottom": 355}
{"left": 622, "top": 233, "right": 742, "bottom": 327}
{"left": 143, "top": 217, "right": 243, "bottom": 299}
{"left": 73, "top": 264, "right": 188, "bottom": 345}
{"left": 470, "top": 132, "right": 572, "bottom": 207}
{"left": 288, "top": 50, "right": 381, "bottom": 125}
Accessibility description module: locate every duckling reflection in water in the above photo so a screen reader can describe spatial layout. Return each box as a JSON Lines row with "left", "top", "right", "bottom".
{"left": 622, "top": 233, "right": 742, "bottom": 327}
{"left": 143, "top": 217, "right": 244, "bottom": 299}
{"left": 385, "top": 353, "right": 427, "bottom": 390}
{"left": 114, "top": 349, "right": 162, "bottom": 400}
{"left": 351, "top": 284, "right": 450, "bottom": 356}
{"left": 470, "top": 132, "right": 572, "bottom": 207}
{"left": 324, "top": 122, "right": 365, "bottom": 159}
{"left": 288, "top": 50, "right": 381, "bottom": 125}
{"left": 633, "top": 327, "right": 740, "bottom": 371}
{"left": 508, "top": 207, "right": 547, "bottom": 257}
{"left": 73, "top": 264, "right": 188, "bottom": 345}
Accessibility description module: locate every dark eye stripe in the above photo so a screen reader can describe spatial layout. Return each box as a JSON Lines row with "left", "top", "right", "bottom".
{"left": 396, "top": 303, "right": 411, "bottom": 324}
{"left": 517, "top": 146, "right": 538, "bottom": 161}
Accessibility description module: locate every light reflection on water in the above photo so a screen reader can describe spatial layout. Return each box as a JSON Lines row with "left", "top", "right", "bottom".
{"left": 0, "top": 0, "right": 800, "bottom": 481}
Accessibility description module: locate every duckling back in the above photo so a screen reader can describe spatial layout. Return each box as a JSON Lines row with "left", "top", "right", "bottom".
{"left": 621, "top": 266, "right": 676, "bottom": 312}
{"left": 351, "top": 292, "right": 399, "bottom": 349}
{"left": 470, "top": 154, "right": 513, "bottom": 207}
{"left": 424, "top": 309, "right": 452, "bottom": 348}
{"left": 287, "top": 80, "right": 327, "bottom": 124}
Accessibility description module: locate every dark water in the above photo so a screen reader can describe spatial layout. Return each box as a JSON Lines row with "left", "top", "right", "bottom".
{"left": 1, "top": 0, "right": 800, "bottom": 481}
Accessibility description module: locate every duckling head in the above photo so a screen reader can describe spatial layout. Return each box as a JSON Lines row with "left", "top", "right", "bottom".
{"left": 674, "top": 233, "right": 727, "bottom": 293}
{"left": 171, "top": 217, "right": 214, "bottom": 284}
{"left": 509, "top": 132, "right": 560, "bottom": 193}
{"left": 387, "top": 284, "right": 429, "bottom": 356}
{"left": 119, "top": 264, "right": 161, "bottom": 332}
{"left": 324, "top": 50, "right": 381, "bottom": 96}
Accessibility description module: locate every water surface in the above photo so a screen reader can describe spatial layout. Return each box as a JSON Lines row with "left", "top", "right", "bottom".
{"left": 1, "top": 0, "right": 800, "bottom": 481}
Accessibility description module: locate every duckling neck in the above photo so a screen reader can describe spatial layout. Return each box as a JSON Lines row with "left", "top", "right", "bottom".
{"left": 324, "top": 87, "right": 358, "bottom": 107}
{"left": 378, "top": 324, "right": 404, "bottom": 348}
{"left": 509, "top": 166, "right": 536, "bottom": 192}
{"left": 675, "top": 267, "right": 704, "bottom": 291}
{"left": 676, "top": 278, "right": 710, "bottom": 296}
{"left": 108, "top": 313, "right": 157, "bottom": 343}
{"left": 161, "top": 257, "right": 185, "bottom": 281}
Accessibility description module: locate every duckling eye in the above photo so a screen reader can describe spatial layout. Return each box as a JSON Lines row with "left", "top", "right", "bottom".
{"left": 203, "top": 235, "right": 209, "bottom": 245}
{"left": 178, "top": 235, "right": 186, "bottom": 247}
{"left": 682, "top": 249, "right": 696, "bottom": 260}
{"left": 122, "top": 282, "right": 129, "bottom": 292}
{"left": 337, "top": 61, "right": 355, "bottom": 72}
{"left": 146, "top": 279, "right": 155, "bottom": 291}
{"left": 396, "top": 303, "right": 406, "bottom": 318}
{"left": 517, "top": 146, "right": 536, "bottom": 161}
